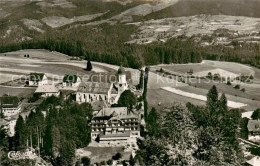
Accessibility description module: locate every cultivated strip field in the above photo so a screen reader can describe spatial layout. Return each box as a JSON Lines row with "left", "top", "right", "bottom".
{"left": 161, "top": 87, "right": 247, "bottom": 108}
{"left": 148, "top": 60, "right": 260, "bottom": 112}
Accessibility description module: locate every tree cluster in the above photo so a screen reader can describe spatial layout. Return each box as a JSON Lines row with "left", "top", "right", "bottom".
{"left": 0, "top": 96, "right": 93, "bottom": 166}
{"left": 135, "top": 86, "right": 244, "bottom": 165}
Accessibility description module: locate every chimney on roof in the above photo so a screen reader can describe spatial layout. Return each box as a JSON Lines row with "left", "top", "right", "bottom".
{"left": 102, "top": 108, "right": 105, "bottom": 116}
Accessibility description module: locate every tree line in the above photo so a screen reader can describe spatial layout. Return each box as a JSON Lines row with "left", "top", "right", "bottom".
{"left": 1, "top": 36, "right": 259, "bottom": 69}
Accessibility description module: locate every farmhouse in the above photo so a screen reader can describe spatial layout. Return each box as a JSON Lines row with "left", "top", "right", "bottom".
{"left": 62, "top": 74, "right": 81, "bottom": 89}
{"left": 247, "top": 119, "right": 260, "bottom": 141}
{"left": 0, "top": 95, "right": 21, "bottom": 118}
{"left": 35, "top": 85, "right": 60, "bottom": 97}
{"left": 76, "top": 66, "right": 128, "bottom": 104}
{"left": 90, "top": 107, "right": 140, "bottom": 145}
{"left": 29, "top": 73, "right": 48, "bottom": 86}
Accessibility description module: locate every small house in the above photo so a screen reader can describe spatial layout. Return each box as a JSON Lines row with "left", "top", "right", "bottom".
{"left": 62, "top": 74, "right": 81, "bottom": 88}
{"left": 29, "top": 73, "right": 48, "bottom": 86}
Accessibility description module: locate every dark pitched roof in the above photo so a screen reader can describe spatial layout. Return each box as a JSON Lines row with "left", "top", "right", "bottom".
{"left": 92, "top": 116, "right": 111, "bottom": 121}
{"left": 63, "top": 75, "right": 78, "bottom": 83}
{"left": 78, "top": 82, "right": 111, "bottom": 94}
{"left": 91, "top": 100, "right": 108, "bottom": 111}
{"left": 118, "top": 66, "right": 125, "bottom": 75}
{"left": 29, "top": 73, "right": 45, "bottom": 81}
{"left": 0, "top": 96, "right": 20, "bottom": 108}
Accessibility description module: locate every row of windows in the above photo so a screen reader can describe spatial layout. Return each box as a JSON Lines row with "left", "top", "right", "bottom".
{"left": 93, "top": 123, "right": 139, "bottom": 127}
{"left": 92, "top": 127, "right": 139, "bottom": 132}
{"left": 93, "top": 118, "right": 138, "bottom": 123}
{"left": 79, "top": 94, "right": 108, "bottom": 102}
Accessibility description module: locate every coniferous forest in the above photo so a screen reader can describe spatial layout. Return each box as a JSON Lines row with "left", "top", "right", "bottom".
{"left": 0, "top": 95, "right": 93, "bottom": 166}
{"left": 0, "top": 23, "right": 259, "bottom": 69}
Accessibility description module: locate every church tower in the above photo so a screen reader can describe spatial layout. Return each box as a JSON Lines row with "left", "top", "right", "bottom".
{"left": 117, "top": 66, "right": 128, "bottom": 93}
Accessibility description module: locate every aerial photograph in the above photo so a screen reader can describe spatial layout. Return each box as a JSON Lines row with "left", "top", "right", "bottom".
{"left": 0, "top": 0, "right": 260, "bottom": 165}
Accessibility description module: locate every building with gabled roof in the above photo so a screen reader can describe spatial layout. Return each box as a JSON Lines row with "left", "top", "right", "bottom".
{"left": 62, "top": 74, "right": 81, "bottom": 89}
{"left": 0, "top": 95, "right": 21, "bottom": 118}
{"left": 29, "top": 72, "right": 48, "bottom": 86}
{"left": 35, "top": 84, "right": 60, "bottom": 97}
{"left": 247, "top": 119, "right": 260, "bottom": 141}
{"left": 91, "top": 100, "right": 109, "bottom": 115}
{"left": 76, "top": 66, "right": 129, "bottom": 105}
{"left": 90, "top": 107, "right": 140, "bottom": 144}
{"left": 76, "top": 82, "right": 119, "bottom": 104}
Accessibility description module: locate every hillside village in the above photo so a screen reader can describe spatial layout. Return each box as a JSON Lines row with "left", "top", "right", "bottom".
{"left": 0, "top": 53, "right": 147, "bottom": 165}
{"left": 0, "top": 49, "right": 259, "bottom": 165}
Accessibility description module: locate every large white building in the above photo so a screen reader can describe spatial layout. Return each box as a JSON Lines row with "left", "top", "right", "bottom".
{"left": 29, "top": 73, "right": 48, "bottom": 86}
{"left": 76, "top": 66, "right": 128, "bottom": 104}
{"left": 90, "top": 107, "right": 140, "bottom": 145}
{"left": 0, "top": 95, "right": 21, "bottom": 118}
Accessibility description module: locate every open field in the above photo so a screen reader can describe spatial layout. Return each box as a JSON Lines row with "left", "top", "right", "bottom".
{"left": 0, "top": 49, "right": 259, "bottom": 113}
{"left": 42, "top": 12, "right": 106, "bottom": 28}
{"left": 161, "top": 86, "right": 247, "bottom": 108}
{"left": 147, "top": 88, "right": 205, "bottom": 111}
{"left": 21, "top": 19, "right": 44, "bottom": 33}
{"left": 0, "top": 49, "right": 135, "bottom": 91}
{"left": 147, "top": 71, "right": 187, "bottom": 88}
{"left": 153, "top": 60, "right": 255, "bottom": 77}
{"left": 0, "top": 86, "right": 35, "bottom": 98}
{"left": 148, "top": 60, "right": 260, "bottom": 112}
{"left": 36, "top": 0, "right": 76, "bottom": 8}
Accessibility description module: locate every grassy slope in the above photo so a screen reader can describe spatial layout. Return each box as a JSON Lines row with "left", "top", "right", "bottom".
{"left": 142, "top": 0, "right": 260, "bottom": 20}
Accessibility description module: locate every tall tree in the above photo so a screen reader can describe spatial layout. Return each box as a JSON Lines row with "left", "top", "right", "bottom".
{"left": 137, "top": 70, "right": 144, "bottom": 90}
{"left": 60, "top": 141, "right": 76, "bottom": 166}
{"left": 129, "top": 154, "right": 135, "bottom": 166}
{"left": 86, "top": 60, "right": 92, "bottom": 71}
{"left": 206, "top": 85, "right": 218, "bottom": 108}
{"left": 146, "top": 107, "right": 158, "bottom": 135}
{"left": 251, "top": 108, "right": 260, "bottom": 120}
{"left": 14, "top": 115, "right": 26, "bottom": 150}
